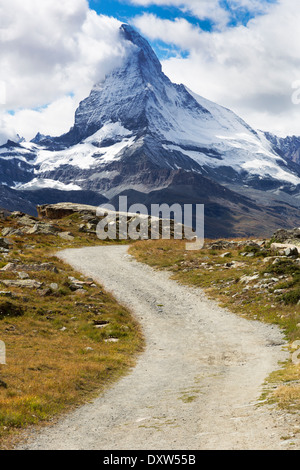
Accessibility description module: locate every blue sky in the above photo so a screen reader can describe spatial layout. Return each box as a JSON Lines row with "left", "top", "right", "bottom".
{"left": 88, "top": 0, "right": 278, "bottom": 60}
{"left": 88, "top": 0, "right": 277, "bottom": 30}
{"left": 89, "top": 0, "right": 214, "bottom": 31}
{"left": 2, "top": 0, "right": 300, "bottom": 142}
{"left": 89, "top": 0, "right": 212, "bottom": 59}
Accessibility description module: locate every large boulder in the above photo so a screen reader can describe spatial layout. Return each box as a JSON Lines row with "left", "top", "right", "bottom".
{"left": 273, "top": 227, "right": 300, "bottom": 243}
{"left": 271, "top": 242, "right": 300, "bottom": 257}
{"left": 37, "top": 203, "right": 97, "bottom": 220}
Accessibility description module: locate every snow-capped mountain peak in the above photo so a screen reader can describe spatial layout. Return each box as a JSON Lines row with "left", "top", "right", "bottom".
{"left": 2, "top": 23, "right": 300, "bottom": 199}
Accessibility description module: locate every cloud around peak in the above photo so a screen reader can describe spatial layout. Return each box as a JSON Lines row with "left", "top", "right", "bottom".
{"left": 0, "top": 0, "right": 127, "bottom": 142}
{"left": 132, "top": 0, "right": 300, "bottom": 136}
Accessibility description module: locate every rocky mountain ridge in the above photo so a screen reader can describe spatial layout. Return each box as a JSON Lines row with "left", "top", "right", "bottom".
{"left": 1, "top": 25, "right": 300, "bottom": 236}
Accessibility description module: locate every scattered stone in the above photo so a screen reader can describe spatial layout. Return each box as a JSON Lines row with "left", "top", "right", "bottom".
{"left": 1, "top": 279, "right": 43, "bottom": 289}
{"left": 225, "top": 262, "right": 234, "bottom": 268}
{"left": 255, "top": 240, "right": 266, "bottom": 247}
{"left": 86, "top": 222, "right": 97, "bottom": 232}
{"left": 74, "top": 289, "right": 86, "bottom": 295}
{"left": 58, "top": 232, "right": 75, "bottom": 241}
{"left": 271, "top": 243, "right": 300, "bottom": 256}
{"left": 240, "top": 274, "right": 260, "bottom": 284}
{"left": 220, "top": 252, "right": 231, "bottom": 258}
{"left": 0, "top": 263, "right": 16, "bottom": 271}
{"left": 272, "top": 257, "right": 288, "bottom": 264}
{"left": 284, "top": 247, "right": 298, "bottom": 257}
{"left": 208, "top": 240, "right": 236, "bottom": 250}
{"left": 104, "top": 338, "right": 119, "bottom": 343}
{"left": 68, "top": 276, "right": 93, "bottom": 291}
{"left": 263, "top": 257, "right": 276, "bottom": 264}
{"left": 25, "top": 223, "right": 59, "bottom": 235}
{"left": 0, "top": 262, "right": 58, "bottom": 273}
{"left": 50, "top": 283, "right": 59, "bottom": 291}
{"left": 93, "top": 320, "right": 109, "bottom": 329}
{"left": 2, "top": 227, "right": 23, "bottom": 237}
{"left": 78, "top": 224, "right": 87, "bottom": 232}
{"left": 16, "top": 215, "right": 36, "bottom": 227}
{"left": 0, "top": 291, "right": 13, "bottom": 298}
{"left": 18, "top": 272, "right": 30, "bottom": 280}
{"left": 11, "top": 211, "right": 25, "bottom": 218}
{"left": 38, "top": 288, "right": 52, "bottom": 297}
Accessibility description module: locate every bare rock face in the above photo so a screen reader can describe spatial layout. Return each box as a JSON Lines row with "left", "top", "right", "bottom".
{"left": 36, "top": 202, "right": 190, "bottom": 240}
{"left": 1, "top": 279, "right": 43, "bottom": 289}
{"left": 0, "top": 262, "right": 58, "bottom": 273}
{"left": 270, "top": 243, "right": 300, "bottom": 257}
{"left": 25, "top": 223, "right": 59, "bottom": 235}
{"left": 37, "top": 203, "right": 97, "bottom": 220}
{"left": 272, "top": 227, "right": 300, "bottom": 243}
{"left": 58, "top": 232, "right": 75, "bottom": 241}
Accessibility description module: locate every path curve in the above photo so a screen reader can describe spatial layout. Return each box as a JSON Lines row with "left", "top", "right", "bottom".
{"left": 19, "top": 246, "right": 295, "bottom": 450}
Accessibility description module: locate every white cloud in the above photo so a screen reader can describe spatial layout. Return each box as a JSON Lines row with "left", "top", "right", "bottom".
{"left": 0, "top": 0, "right": 126, "bottom": 141}
{"left": 1, "top": 0, "right": 300, "bottom": 142}
{"left": 3, "top": 96, "right": 78, "bottom": 143}
{"left": 129, "top": 0, "right": 230, "bottom": 28}
{"left": 128, "top": 0, "right": 273, "bottom": 29}
{"left": 0, "top": 116, "right": 21, "bottom": 146}
{"left": 133, "top": 1, "right": 300, "bottom": 136}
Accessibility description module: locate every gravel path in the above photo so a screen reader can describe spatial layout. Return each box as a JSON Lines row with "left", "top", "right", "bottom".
{"left": 19, "top": 246, "right": 298, "bottom": 450}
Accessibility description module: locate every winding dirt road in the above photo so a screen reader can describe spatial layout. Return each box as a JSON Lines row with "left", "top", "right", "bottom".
{"left": 19, "top": 246, "right": 298, "bottom": 450}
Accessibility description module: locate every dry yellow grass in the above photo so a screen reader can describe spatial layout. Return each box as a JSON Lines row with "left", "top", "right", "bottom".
{"left": 0, "top": 214, "right": 143, "bottom": 449}
{"left": 130, "top": 238, "right": 300, "bottom": 412}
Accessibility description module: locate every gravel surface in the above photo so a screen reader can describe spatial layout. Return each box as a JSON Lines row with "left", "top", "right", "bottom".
{"left": 18, "top": 246, "right": 299, "bottom": 450}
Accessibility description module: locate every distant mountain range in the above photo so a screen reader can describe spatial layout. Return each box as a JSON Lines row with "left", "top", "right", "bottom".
{"left": 1, "top": 24, "right": 300, "bottom": 238}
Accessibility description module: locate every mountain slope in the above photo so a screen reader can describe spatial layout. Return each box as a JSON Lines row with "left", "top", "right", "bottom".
{"left": 265, "top": 132, "right": 300, "bottom": 166}
{"left": 25, "top": 23, "right": 300, "bottom": 197}
{"left": 1, "top": 24, "right": 300, "bottom": 235}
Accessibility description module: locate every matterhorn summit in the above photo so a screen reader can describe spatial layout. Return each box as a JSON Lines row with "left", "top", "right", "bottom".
{"left": 1, "top": 24, "right": 300, "bottom": 236}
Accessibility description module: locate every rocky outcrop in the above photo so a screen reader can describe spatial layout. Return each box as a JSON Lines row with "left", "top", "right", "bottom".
{"left": 0, "top": 262, "right": 58, "bottom": 273}
{"left": 36, "top": 202, "right": 191, "bottom": 240}
{"left": 37, "top": 203, "right": 97, "bottom": 220}
{"left": 272, "top": 227, "right": 300, "bottom": 243}
{"left": 1, "top": 280, "right": 43, "bottom": 289}
{"left": 271, "top": 243, "right": 300, "bottom": 257}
